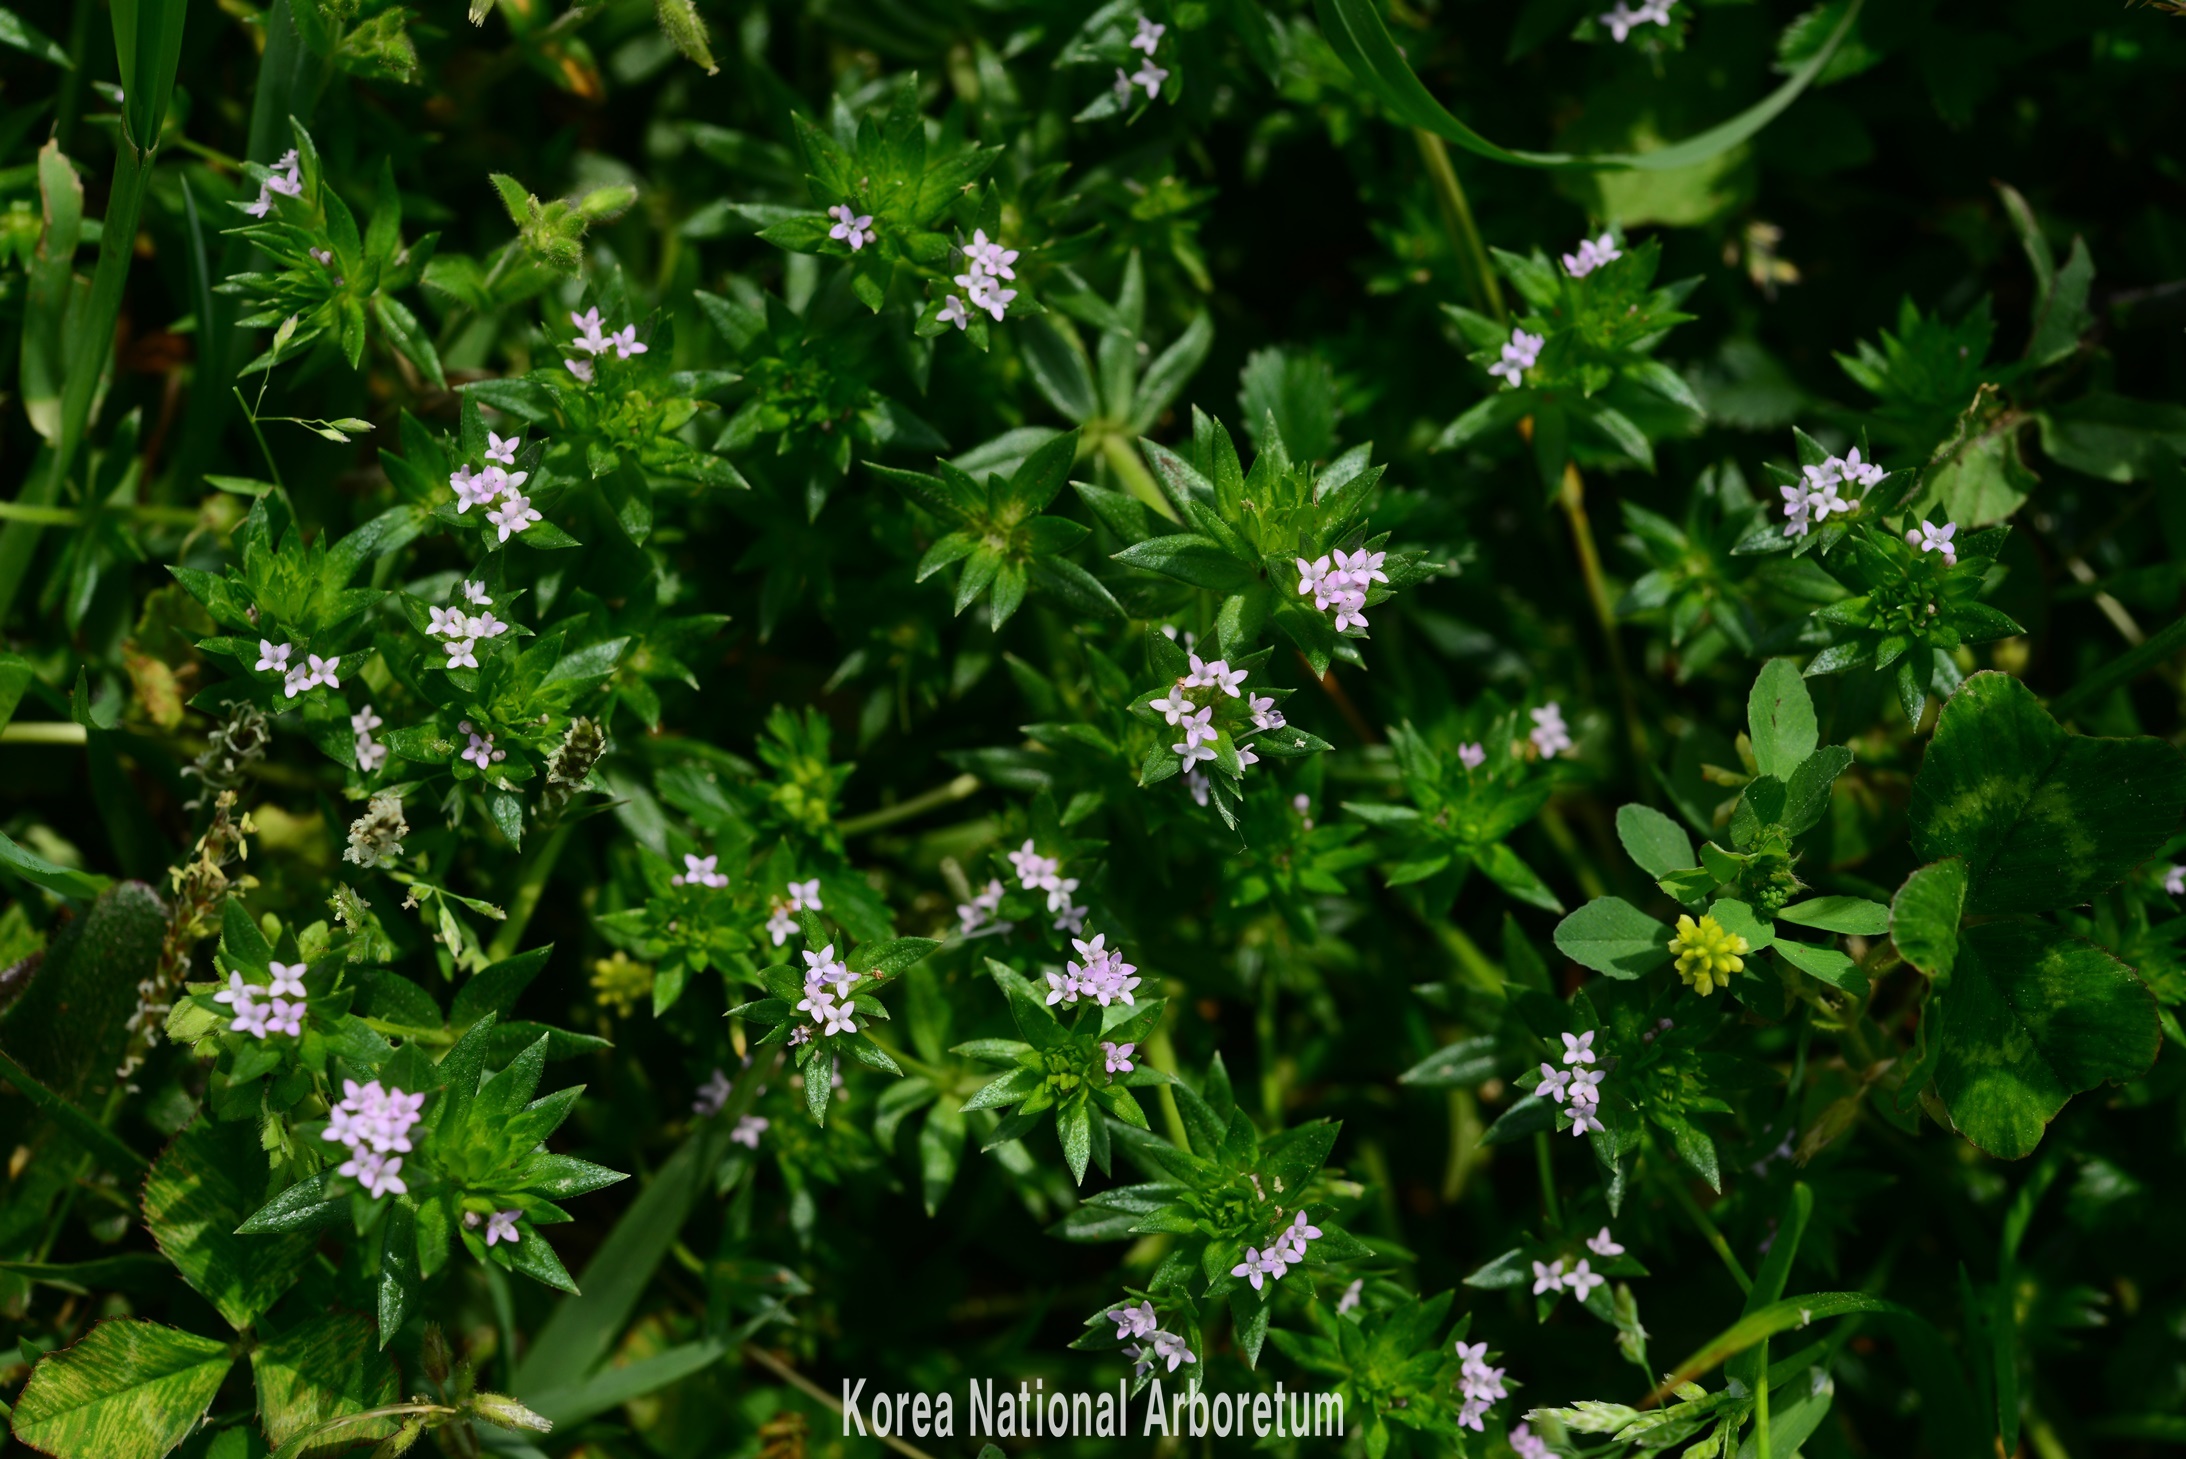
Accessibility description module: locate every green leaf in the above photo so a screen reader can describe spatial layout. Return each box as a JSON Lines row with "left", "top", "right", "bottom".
{"left": 0, "top": 827, "right": 113, "bottom": 902}
{"left": 1311, "top": 0, "right": 1864, "bottom": 172}
{"left": 1910, "top": 672, "right": 2186, "bottom": 914}
{"left": 1552, "top": 897, "right": 1673, "bottom": 979}
{"left": 1616, "top": 803, "right": 1696, "bottom": 877}
{"left": 1773, "top": 938, "right": 1864, "bottom": 994}
{"left": 1747, "top": 658, "right": 1817, "bottom": 780}
{"left": 142, "top": 1119, "right": 312, "bottom": 1330}
{"left": 9, "top": 1319, "right": 233, "bottom": 1459}
{"left": 1472, "top": 842, "right": 1564, "bottom": 913}
{"left": 1775, "top": 897, "right": 1890, "bottom": 936}
{"left": 251, "top": 1310, "right": 398, "bottom": 1454}
{"left": 1109, "top": 535, "right": 1258, "bottom": 593}
{"left": 1398, "top": 1036, "right": 1496, "bottom": 1088}
{"left": 1934, "top": 922, "right": 2158, "bottom": 1160}
{"left": 1889, "top": 858, "right": 1967, "bottom": 980}
{"left": 1706, "top": 897, "right": 1775, "bottom": 953}
{"left": 1781, "top": 745, "right": 1853, "bottom": 837}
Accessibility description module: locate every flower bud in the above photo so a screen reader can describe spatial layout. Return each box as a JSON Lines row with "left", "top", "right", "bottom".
{"left": 471, "top": 1392, "right": 554, "bottom": 1434}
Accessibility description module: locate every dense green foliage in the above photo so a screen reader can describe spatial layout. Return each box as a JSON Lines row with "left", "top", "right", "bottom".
{"left": 2, "top": 0, "right": 2185, "bottom": 1455}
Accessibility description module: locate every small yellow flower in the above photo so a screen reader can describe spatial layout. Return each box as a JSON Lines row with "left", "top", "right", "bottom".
{"left": 1667, "top": 914, "right": 1748, "bottom": 996}
{"left": 591, "top": 950, "right": 654, "bottom": 1016}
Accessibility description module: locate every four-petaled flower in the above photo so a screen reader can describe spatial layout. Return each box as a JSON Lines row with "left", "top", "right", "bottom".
{"left": 788, "top": 878, "right": 823, "bottom": 910}
{"left": 1487, "top": 328, "right": 1544, "bottom": 387}
{"left": 674, "top": 853, "right": 729, "bottom": 888}
{"left": 1908, "top": 518, "right": 1958, "bottom": 566}
{"left": 1130, "top": 14, "right": 1164, "bottom": 52}
{"left": 268, "top": 961, "right": 308, "bottom": 999}
{"left": 461, "top": 729, "right": 505, "bottom": 769}
{"left": 1530, "top": 702, "right": 1573, "bottom": 758}
{"left": 1562, "top": 231, "right": 1622, "bottom": 277}
{"left": 1587, "top": 1226, "right": 1624, "bottom": 1257}
{"left": 1531, "top": 1258, "right": 1565, "bottom": 1294}
{"left": 1101, "top": 1040, "right": 1136, "bottom": 1074}
{"left": 731, "top": 1115, "right": 769, "bottom": 1148}
{"left": 484, "top": 1209, "right": 522, "bottom": 1246}
{"left": 1458, "top": 741, "right": 1486, "bottom": 769}
{"left": 256, "top": 640, "right": 292, "bottom": 673}
{"left": 485, "top": 431, "right": 520, "bottom": 465}
{"left": 1248, "top": 694, "right": 1285, "bottom": 732}
{"left": 1564, "top": 1257, "right": 1606, "bottom": 1300}
{"left": 1562, "top": 1030, "right": 1597, "bottom": 1065}
{"left": 487, "top": 494, "right": 543, "bottom": 542}
{"left": 937, "top": 295, "right": 970, "bottom": 330}
{"left": 1599, "top": 0, "right": 1674, "bottom": 42}
{"left": 1108, "top": 1300, "right": 1159, "bottom": 1340}
{"left": 445, "top": 638, "right": 479, "bottom": 669}
{"left": 828, "top": 204, "right": 874, "bottom": 251}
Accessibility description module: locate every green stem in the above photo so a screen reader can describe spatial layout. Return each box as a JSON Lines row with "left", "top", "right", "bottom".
{"left": 1659, "top": 1161, "right": 1753, "bottom": 1294}
{"left": 1, "top": 722, "right": 88, "bottom": 745}
{"left": 487, "top": 823, "right": 572, "bottom": 961}
{"left": 1145, "top": 1014, "right": 1191, "bottom": 1151}
{"left": 836, "top": 773, "right": 981, "bottom": 838}
{"left": 1534, "top": 1131, "right": 1562, "bottom": 1228}
{"left": 1755, "top": 1342, "right": 1772, "bottom": 1457}
{"left": 1256, "top": 964, "right": 1281, "bottom": 1128}
{"left": 0, "top": 502, "right": 200, "bottom": 526}
{"left": 1098, "top": 432, "right": 1179, "bottom": 523}
{"left": 1559, "top": 462, "right": 1651, "bottom": 777}
{"left": 1413, "top": 129, "right": 1504, "bottom": 323}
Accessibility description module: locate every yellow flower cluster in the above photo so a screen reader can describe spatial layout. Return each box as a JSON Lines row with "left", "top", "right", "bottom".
{"left": 590, "top": 950, "right": 655, "bottom": 1016}
{"left": 1668, "top": 914, "right": 1748, "bottom": 996}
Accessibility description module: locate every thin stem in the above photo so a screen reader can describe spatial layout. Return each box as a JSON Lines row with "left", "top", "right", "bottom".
{"left": 2, "top": 723, "right": 88, "bottom": 745}
{"left": 1558, "top": 462, "right": 1651, "bottom": 777}
{"left": 1534, "top": 1132, "right": 1562, "bottom": 1228}
{"left": 1145, "top": 1009, "right": 1191, "bottom": 1151}
{"left": 741, "top": 1343, "right": 943, "bottom": 1459}
{"left": 1658, "top": 1163, "right": 1753, "bottom": 1294}
{"left": 836, "top": 773, "right": 981, "bottom": 837}
{"left": 0, "top": 502, "right": 199, "bottom": 526}
{"left": 1755, "top": 1364, "right": 1771, "bottom": 1459}
{"left": 234, "top": 387, "right": 285, "bottom": 490}
{"left": 1098, "top": 432, "right": 1179, "bottom": 522}
{"left": 487, "top": 822, "right": 572, "bottom": 961}
{"left": 1413, "top": 129, "right": 1504, "bottom": 323}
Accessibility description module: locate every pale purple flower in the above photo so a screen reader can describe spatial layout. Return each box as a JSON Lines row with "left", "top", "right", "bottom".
{"left": 1231, "top": 1248, "right": 1274, "bottom": 1291}
{"left": 1588, "top": 1226, "right": 1625, "bottom": 1257}
{"left": 1130, "top": 14, "right": 1165, "bottom": 53}
{"left": 1173, "top": 737, "right": 1216, "bottom": 772}
{"left": 213, "top": 972, "right": 254, "bottom": 1007}
{"left": 1101, "top": 1041, "right": 1136, "bottom": 1074}
{"left": 451, "top": 465, "right": 501, "bottom": 513}
{"left": 608, "top": 325, "right": 647, "bottom": 359}
{"left": 962, "top": 275, "right": 1016, "bottom": 322}
{"left": 693, "top": 1068, "right": 733, "bottom": 1116}
{"left": 1109, "top": 1300, "right": 1159, "bottom": 1340}
{"left": 1184, "top": 653, "right": 1246, "bottom": 696}
{"left": 1337, "top": 1278, "right": 1363, "bottom": 1314}
{"left": 351, "top": 705, "right": 383, "bottom": 736}
{"left": 1488, "top": 328, "right": 1544, "bottom": 388}
{"left": 1149, "top": 688, "right": 1195, "bottom": 726}
{"left": 1530, "top": 702, "right": 1572, "bottom": 758}
{"left": 305, "top": 654, "right": 339, "bottom": 690}
{"left": 340, "top": 1150, "right": 407, "bottom": 1198}
{"left": 1568, "top": 1067, "right": 1605, "bottom": 1106}
{"left": 674, "top": 853, "right": 729, "bottom": 889}
{"left": 484, "top": 1209, "right": 522, "bottom": 1246}
{"left": 1458, "top": 742, "right": 1486, "bottom": 769}
{"left": 963, "top": 229, "right": 1018, "bottom": 281}
{"left": 427, "top": 605, "right": 465, "bottom": 637}
{"left": 1781, "top": 483, "right": 1813, "bottom": 538}
{"left": 460, "top": 730, "right": 503, "bottom": 768}
{"left": 463, "top": 580, "right": 492, "bottom": 605}
{"left": 2165, "top": 865, "right": 2186, "bottom": 897}
{"left": 1537, "top": 1062, "right": 1571, "bottom": 1103}
{"left": 565, "top": 357, "right": 596, "bottom": 383}
{"left": 936, "top": 295, "right": 971, "bottom": 330}
{"left": 957, "top": 878, "right": 1006, "bottom": 935}
{"left": 485, "top": 431, "right": 521, "bottom": 466}
{"left": 445, "top": 638, "right": 479, "bottom": 670}
{"left": 1841, "top": 446, "right": 1886, "bottom": 488}
{"left": 466, "top": 611, "right": 509, "bottom": 639}
{"left": 1249, "top": 694, "right": 1285, "bottom": 732}
{"left": 268, "top": 961, "right": 308, "bottom": 999}
{"left": 256, "top": 640, "right": 292, "bottom": 673}
{"left": 1562, "top": 1029, "right": 1597, "bottom": 1065}
{"left": 1562, "top": 231, "right": 1621, "bottom": 278}
{"left": 731, "top": 1114, "right": 768, "bottom": 1148}
{"left": 766, "top": 905, "right": 796, "bottom": 946}
{"left": 1186, "top": 769, "right": 1210, "bottom": 806}
{"left": 1564, "top": 1257, "right": 1606, "bottom": 1300}
{"left": 1511, "top": 1424, "right": 1551, "bottom": 1459}
{"left": 487, "top": 493, "right": 543, "bottom": 542}
{"left": 1129, "top": 60, "right": 1169, "bottom": 98}
{"left": 788, "top": 879, "right": 822, "bottom": 911}
{"left": 570, "top": 307, "right": 607, "bottom": 353}
{"left": 1149, "top": 1331, "right": 1195, "bottom": 1371}
{"left": 1570, "top": 1107, "right": 1605, "bottom": 1137}
{"left": 265, "top": 997, "right": 305, "bottom": 1038}
{"left": 1008, "top": 840, "right": 1061, "bottom": 890}
{"left": 231, "top": 996, "right": 272, "bottom": 1038}
{"left": 1908, "top": 519, "right": 1958, "bottom": 567}
{"left": 1531, "top": 1258, "right": 1565, "bottom": 1294}
{"left": 828, "top": 204, "right": 874, "bottom": 251}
